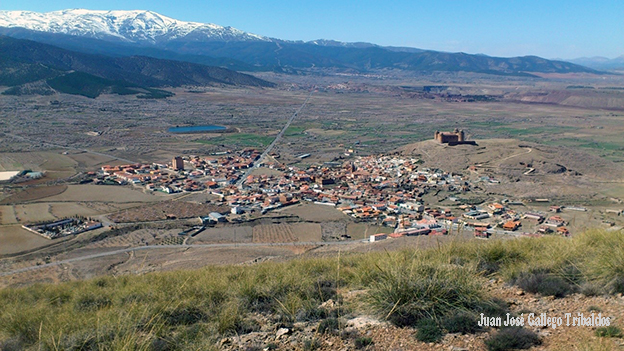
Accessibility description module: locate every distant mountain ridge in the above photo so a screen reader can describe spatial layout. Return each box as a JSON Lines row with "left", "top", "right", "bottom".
{"left": 0, "top": 9, "right": 601, "bottom": 76}
{"left": 0, "top": 9, "right": 268, "bottom": 43}
{"left": 567, "top": 56, "right": 624, "bottom": 71}
{"left": 0, "top": 35, "right": 274, "bottom": 98}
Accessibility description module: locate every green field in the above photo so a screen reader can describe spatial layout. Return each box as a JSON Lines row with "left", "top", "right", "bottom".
{"left": 196, "top": 133, "right": 275, "bottom": 148}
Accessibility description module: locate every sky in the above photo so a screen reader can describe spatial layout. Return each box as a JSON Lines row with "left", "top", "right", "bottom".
{"left": 1, "top": 0, "right": 623, "bottom": 59}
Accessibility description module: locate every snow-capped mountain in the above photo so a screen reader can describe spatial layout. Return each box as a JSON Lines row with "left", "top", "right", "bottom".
{"left": 0, "top": 9, "right": 268, "bottom": 43}
{"left": 0, "top": 9, "right": 600, "bottom": 75}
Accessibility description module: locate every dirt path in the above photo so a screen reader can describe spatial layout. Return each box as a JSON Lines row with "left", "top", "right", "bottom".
{"left": 498, "top": 146, "right": 532, "bottom": 163}
{"left": 0, "top": 240, "right": 364, "bottom": 277}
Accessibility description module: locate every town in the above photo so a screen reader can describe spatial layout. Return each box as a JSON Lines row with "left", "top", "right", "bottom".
{"left": 91, "top": 146, "right": 581, "bottom": 241}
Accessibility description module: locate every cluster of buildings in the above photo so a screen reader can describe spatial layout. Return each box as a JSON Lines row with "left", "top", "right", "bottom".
{"left": 97, "top": 150, "right": 261, "bottom": 193}
{"left": 231, "top": 155, "right": 471, "bottom": 220}
{"left": 93, "top": 148, "right": 578, "bottom": 239}
{"left": 23, "top": 218, "right": 102, "bottom": 239}
{"left": 467, "top": 203, "right": 572, "bottom": 238}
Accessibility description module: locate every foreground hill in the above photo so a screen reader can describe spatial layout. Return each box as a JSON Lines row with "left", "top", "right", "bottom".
{"left": 1, "top": 229, "right": 623, "bottom": 350}
{"left": 0, "top": 36, "right": 274, "bottom": 98}
{"left": 0, "top": 9, "right": 600, "bottom": 76}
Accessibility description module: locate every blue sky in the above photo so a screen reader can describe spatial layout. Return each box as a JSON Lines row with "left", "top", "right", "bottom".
{"left": 2, "top": 0, "right": 623, "bottom": 59}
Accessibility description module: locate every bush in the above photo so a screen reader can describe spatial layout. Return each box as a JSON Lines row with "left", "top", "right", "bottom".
{"left": 595, "top": 326, "right": 623, "bottom": 338}
{"left": 513, "top": 271, "right": 574, "bottom": 298}
{"left": 54, "top": 327, "right": 119, "bottom": 351}
{"left": 0, "top": 338, "right": 24, "bottom": 351}
{"left": 318, "top": 317, "right": 340, "bottom": 334}
{"left": 315, "top": 279, "right": 339, "bottom": 301}
{"left": 473, "top": 298, "right": 510, "bottom": 320}
{"left": 580, "top": 282, "right": 604, "bottom": 297}
{"left": 442, "top": 312, "right": 482, "bottom": 334}
{"left": 161, "top": 306, "right": 208, "bottom": 326}
{"left": 303, "top": 338, "right": 321, "bottom": 350}
{"left": 485, "top": 327, "right": 541, "bottom": 351}
{"left": 354, "top": 336, "right": 374, "bottom": 348}
{"left": 587, "top": 306, "right": 602, "bottom": 313}
{"left": 74, "top": 295, "right": 112, "bottom": 311}
{"left": 559, "top": 264, "right": 584, "bottom": 285}
{"left": 607, "top": 277, "right": 624, "bottom": 295}
{"left": 415, "top": 318, "right": 444, "bottom": 343}
{"left": 477, "top": 259, "right": 501, "bottom": 276}
{"left": 151, "top": 338, "right": 174, "bottom": 351}
{"left": 476, "top": 242, "right": 526, "bottom": 275}
{"left": 296, "top": 305, "right": 328, "bottom": 322}
{"left": 368, "top": 258, "right": 485, "bottom": 327}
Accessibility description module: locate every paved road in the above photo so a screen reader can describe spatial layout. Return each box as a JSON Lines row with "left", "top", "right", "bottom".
{"left": 236, "top": 92, "right": 313, "bottom": 187}
{"left": 0, "top": 240, "right": 360, "bottom": 277}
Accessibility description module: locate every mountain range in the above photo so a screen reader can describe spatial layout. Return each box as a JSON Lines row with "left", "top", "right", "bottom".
{"left": 0, "top": 9, "right": 602, "bottom": 77}
{"left": 0, "top": 35, "right": 274, "bottom": 98}
{"left": 567, "top": 56, "right": 624, "bottom": 71}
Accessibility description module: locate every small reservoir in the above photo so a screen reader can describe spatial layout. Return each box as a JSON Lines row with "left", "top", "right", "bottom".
{"left": 168, "top": 125, "right": 227, "bottom": 133}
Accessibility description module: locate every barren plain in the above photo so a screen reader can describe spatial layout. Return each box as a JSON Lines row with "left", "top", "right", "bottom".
{"left": 1, "top": 71, "right": 624, "bottom": 287}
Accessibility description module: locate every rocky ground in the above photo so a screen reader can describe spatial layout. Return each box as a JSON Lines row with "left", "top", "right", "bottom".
{"left": 218, "top": 280, "right": 624, "bottom": 351}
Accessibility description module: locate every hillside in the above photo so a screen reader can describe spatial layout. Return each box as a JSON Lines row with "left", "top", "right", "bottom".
{"left": 1, "top": 229, "right": 624, "bottom": 350}
{"left": 398, "top": 138, "right": 624, "bottom": 201}
{"left": 0, "top": 9, "right": 601, "bottom": 76}
{"left": 398, "top": 139, "right": 623, "bottom": 179}
{"left": 0, "top": 36, "right": 274, "bottom": 98}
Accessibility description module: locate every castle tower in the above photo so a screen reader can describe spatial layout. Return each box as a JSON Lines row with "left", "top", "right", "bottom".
{"left": 172, "top": 156, "right": 184, "bottom": 171}
{"left": 459, "top": 130, "right": 465, "bottom": 142}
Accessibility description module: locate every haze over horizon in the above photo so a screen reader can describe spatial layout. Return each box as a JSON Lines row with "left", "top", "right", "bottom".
{"left": 1, "top": 0, "right": 623, "bottom": 60}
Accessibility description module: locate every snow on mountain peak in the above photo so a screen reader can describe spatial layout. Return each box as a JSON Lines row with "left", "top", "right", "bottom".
{"left": 0, "top": 9, "right": 268, "bottom": 43}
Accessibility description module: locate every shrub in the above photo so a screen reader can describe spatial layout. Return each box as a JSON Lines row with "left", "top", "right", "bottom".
{"left": 315, "top": 279, "right": 339, "bottom": 301}
{"left": 368, "top": 257, "right": 485, "bottom": 327}
{"left": 606, "top": 277, "right": 624, "bottom": 295}
{"left": 354, "top": 336, "right": 374, "bottom": 348}
{"left": 559, "top": 264, "right": 584, "bottom": 285}
{"left": 595, "top": 326, "right": 623, "bottom": 338}
{"left": 580, "top": 282, "right": 604, "bottom": 297}
{"left": 151, "top": 338, "right": 174, "bottom": 351}
{"left": 588, "top": 306, "right": 602, "bottom": 313}
{"left": 415, "top": 318, "right": 444, "bottom": 343}
{"left": 477, "top": 259, "right": 501, "bottom": 276}
{"left": 296, "top": 305, "right": 328, "bottom": 322}
{"left": 473, "top": 298, "right": 510, "bottom": 320}
{"left": 74, "top": 295, "right": 112, "bottom": 311}
{"left": 476, "top": 242, "right": 526, "bottom": 275}
{"left": 303, "top": 338, "right": 321, "bottom": 350}
{"left": 513, "top": 271, "right": 574, "bottom": 298}
{"left": 216, "top": 301, "right": 251, "bottom": 335}
{"left": 442, "top": 312, "right": 482, "bottom": 334}
{"left": 53, "top": 327, "right": 118, "bottom": 351}
{"left": 0, "top": 338, "right": 23, "bottom": 351}
{"left": 47, "top": 291, "right": 72, "bottom": 307}
{"left": 485, "top": 327, "right": 541, "bottom": 351}
{"left": 161, "top": 306, "right": 208, "bottom": 326}
{"left": 318, "top": 317, "right": 340, "bottom": 334}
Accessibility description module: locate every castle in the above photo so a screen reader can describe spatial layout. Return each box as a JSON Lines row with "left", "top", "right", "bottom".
{"left": 434, "top": 129, "right": 476, "bottom": 146}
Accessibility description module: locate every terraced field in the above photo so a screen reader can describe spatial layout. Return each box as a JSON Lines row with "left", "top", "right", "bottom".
{"left": 253, "top": 224, "right": 298, "bottom": 243}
